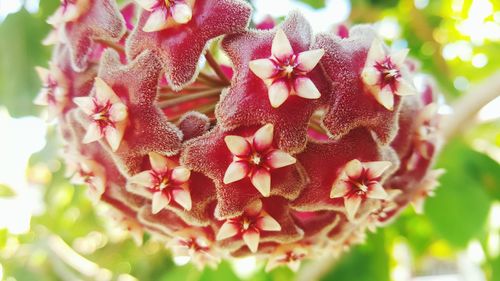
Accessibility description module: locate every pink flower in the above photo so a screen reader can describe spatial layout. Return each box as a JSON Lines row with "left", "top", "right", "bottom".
{"left": 47, "top": 0, "right": 90, "bottom": 26}
{"left": 216, "top": 199, "right": 281, "bottom": 252}
{"left": 361, "top": 40, "right": 417, "bottom": 110}
{"left": 330, "top": 159, "right": 392, "bottom": 220}
{"left": 168, "top": 228, "right": 221, "bottom": 269}
{"left": 249, "top": 29, "right": 324, "bottom": 108}
{"left": 34, "top": 64, "right": 68, "bottom": 120}
{"left": 265, "top": 243, "right": 309, "bottom": 272}
{"left": 70, "top": 158, "right": 106, "bottom": 202}
{"left": 223, "top": 124, "right": 296, "bottom": 197}
{"left": 74, "top": 77, "right": 128, "bottom": 152}
{"left": 134, "top": 0, "right": 194, "bottom": 32}
{"left": 129, "top": 152, "right": 192, "bottom": 214}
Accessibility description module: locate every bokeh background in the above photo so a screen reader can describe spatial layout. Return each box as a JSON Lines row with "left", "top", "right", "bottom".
{"left": 0, "top": 0, "right": 499, "bottom": 280}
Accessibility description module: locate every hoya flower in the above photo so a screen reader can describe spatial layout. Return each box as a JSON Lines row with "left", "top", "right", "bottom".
{"left": 223, "top": 123, "right": 296, "bottom": 197}
{"left": 34, "top": 64, "right": 68, "bottom": 120}
{"left": 168, "top": 228, "right": 221, "bottom": 269}
{"left": 265, "top": 243, "right": 309, "bottom": 272}
{"left": 70, "top": 158, "right": 106, "bottom": 202}
{"left": 134, "top": 0, "right": 194, "bottom": 32}
{"left": 216, "top": 199, "right": 281, "bottom": 253}
{"left": 127, "top": 0, "right": 252, "bottom": 89}
{"left": 330, "top": 159, "right": 392, "bottom": 220}
{"left": 411, "top": 169, "right": 445, "bottom": 213}
{"left": 361, "top": 40, "right": 417, "bottom": 111}
{"left": 74, "top": 77, "right": 128, "bottom": 152}
{"left": 47, "top": 0, "right": 90, "bottom": 26}
{"left": 129, "top": 152, "right": 192, "bottom": 214}
{"left": 249, "top": 29, "right": 324, "bottom": 108}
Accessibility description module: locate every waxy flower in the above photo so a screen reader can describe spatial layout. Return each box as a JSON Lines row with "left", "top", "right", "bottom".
{"left": 249, "top": 29, "right": 324, "bottom": 108}
{"left": 74, "top": 77, "right": 128, "bottom": 152}
{"left": 135, "top": 0, "right": 194, "bottom": 32}
{"left": 47, "top": 0, "right": 90, "bottom": 26}
{"left": 361, "top": 40, "right": 417, "bottom": 110}
{"left": 129, "top": 152, "right": 192, "bottom": 214}
{"left": 216, "top": 199, "right": 281, "bottom": 252}
{"left": 223, "top": 124, "right": 296, "bottom": 197}
{"left": 34, "top": 65, "right": 68, "bottom": 120}
{"left": 265, "top": 243, "right": 309, "bottom": 272}
{"left": 70, "top": 159, "right": 106, "bottom": 202}
{"left": 168, "top": 229, "right": 221, "bottom": 269}
{"left": 330, "top": 159, "right": 392, "bottom": 220}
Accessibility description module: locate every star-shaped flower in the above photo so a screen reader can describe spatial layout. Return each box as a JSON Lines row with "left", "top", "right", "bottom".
{"left": 70, "top": 158, "right": 106, "bottom": 202}
{"left": 134, "top": 0, "right": 194, "bottom": 32}
{"left": 314, "top": 26, "right": 406, "bottom": 144}
{"left": 34, "top": 64, "right": 69, "bottom": 120}
{"left": 216, "top": 199, "right": 281, "bottom": 253}
{"left": 72, "top": 49, "right": 182, "bottom": 176}
{"left": 223, "top": 124, "right": 296, "bottom": 197}
{"left": 217, "top": 11, "right": 330, "bottom": 153}
{"left": 54, "top": 0, "right": 126, "bottom": 71}
{"left": 181, "top": 125, "right": 306, "bottom": 218}
{"left": 129, "top": 152, "right": 192, "bottom": 214}
{"left": 361, "top": 39, "right": 417, "bottom": 111}
{"left": 291, "top": 128, "right": 399, "bottom": 213}
{"left": 330, "top": 159, "right": 392, "bottom": 221}
{"left": 127, "top": 0, "right": 251, "bottom": 89}
{"left": 265, "top": 243, "right": 309, "bottom": 272}
{"left": 168, "top": 228, "right": 221, "bottom": 269}
{"left": 74, "top": 77, "right": 129, "bottom": 152}
{"left": 47, "top": 0, "right": 90, "bottom": 26}
{"left": 248, "top": 29, "right": 324, "bottom": 108}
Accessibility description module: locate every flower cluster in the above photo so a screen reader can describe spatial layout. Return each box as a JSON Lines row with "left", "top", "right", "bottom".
{"left": 38, "top": 0, "right": 443, "bottom": 271}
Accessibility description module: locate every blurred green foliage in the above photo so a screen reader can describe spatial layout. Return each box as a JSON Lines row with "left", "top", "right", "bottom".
{"left": 0, "top": 0, "right": 499, "bottom": 280}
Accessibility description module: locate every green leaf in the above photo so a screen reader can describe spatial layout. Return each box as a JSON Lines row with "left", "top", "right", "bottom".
{"left": 321, "top": 231, "right": 389, "bottom": 281}
{"left": 0, "top": 228, "right": 7, "bottom": 249}
{"left": 199, "top": 261, "right": 240, "bottom": 281}
{"left": 492, "top": 254, "right": 500, "bottom": 281}
{"left": 425, "top": 139, "right": 494, "bottom": 248}
{"left": 0, "top": 184, "right": 16, "bottom": 197}
{"left": 297, "top": 0, "right": 326, "bottom": 9}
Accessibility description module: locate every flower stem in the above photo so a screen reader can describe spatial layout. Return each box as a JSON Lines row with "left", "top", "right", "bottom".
{"left": 204, "top": 51, "right": 231, "bottom": 86}
{"left": 157, "top": 88, "right": 223, "bottom": 108}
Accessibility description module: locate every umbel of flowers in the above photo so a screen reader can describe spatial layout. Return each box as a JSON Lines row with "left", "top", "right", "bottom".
{"left": 37, "top": 0, "right": 443, "bottom": 271}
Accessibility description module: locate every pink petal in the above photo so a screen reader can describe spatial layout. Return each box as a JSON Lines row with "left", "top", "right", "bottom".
{"left": 148, "top": 152, "right": 169, "bottom": 173}
{"left": 271, "top": 29, "right": 294, "bottom": 60}
{"left": 134, "top": 0, "right": 157, "bottom": 10}
{"left": 35, "top": 66, "right": 50, "bottom": 83}
{"left": 143, "top": 8, "right": 169, "bottom": 32}
{"left": 364, "top": 161, "right": 392, "bottom": 178}
{"left": 224, "top": 135, "right": 251, "bottom": 157}
{"left": 256, "top": 215, "right": 281, "bottom": 232}
{"left": 296, "top": 49, "right": 324, "bottom": 73}
{"left": 268, "top": 80, "right": 290, "bottom": 108}
{"left": 109, "top": 102, "right": 128, "bottom": 122}
{"left": 82, "top": 122, "right": 102, "bottom": 144}
{"left": 330, "top": 179, "right": 350, "bottom": 199}
{"left": 396, "top": 78, "right": 417, "bottom": 96}
{"left": 249, "top": 58, "right": 277, "bottom": 80}
{"left": 250, "top": 168, "right": 271, "bottom": 197}
{"left": 216, "top": 221, "right": 239, "bottom": 240}
{"left": 129, "top": 170, "right": 153, "bottom": 187}
{"left": 152, "top": 191, "right": 170, "bottom": 214}
{"left": 223, "top": 161, "right": 249, "bottom": 184}
{"left": 266, "top": 150, "right": 296, "bottom": 169}
{"left": 344, "top": 196, "right": 362, "bottom": 221}
{"left": 294, "top": 77, "right": 321, "bottom": 100}
{"left": 391, "top": 48, "right": 409, "bottom": 66}
{"left": 171, "top": 166, "right": 191, "bottom": 184}
{"left": 265, "top": 254, "right": 287, "bottom": 272}
{"left": 171, "top": 3, "right": 192, "bottom": 24}
{"left": 365, "top": 39, "right": 386, "bottom": 67}
{"left": 344, "top": 159, "right": 363, "bottom": 179}
{"left": 104, "top": 125, "right": 124, "bottom": 152}
{"left": 367, "top": 182, "right": 388, "bottom": 200}
{"left": 374, "top": 86, "right": 395, "bottom": 111}
{"left": 172, "top": 189, "right": 192, "bottom": 211}
{"left": 242, "top": 230, "right": 260, "bottom": 253}
{"left": 253, "top": 124, "right": 274, "bottom": 152}
{"left": 73, "top": 97, "right": 95, "bottom": 115}
{"left": 94, "top": 77, "right": 120, "bottom": 104}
